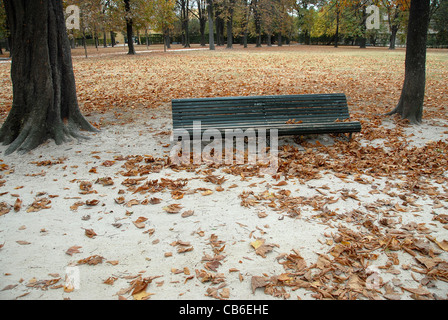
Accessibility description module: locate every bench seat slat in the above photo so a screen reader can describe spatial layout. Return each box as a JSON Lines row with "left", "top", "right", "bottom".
{"left": 171, "top": 93, "right": 361, "bottom": 137}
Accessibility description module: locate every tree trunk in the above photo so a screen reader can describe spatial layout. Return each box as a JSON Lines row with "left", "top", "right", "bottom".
{"left": 197, "top": 0, "right": 207, "bottom": 47}
{"left": 0, "top": 0, "right": 97, "bottom": 155}
{"left": 359, "top": 6, "right": 367, "bottom": 48}
{"left": 110, "top": 31, "right": 116, "bottom": 47}
{"left": 82, "top": 30, "right": 88, "bottom": 58}
{"left": 226, "top": 5, "right": 234, "bottom": 49}
{"left": 388, "top": 7, "right": 400, "bottom": 50}
{"left": 334, "top": 9, "right": 339, "bottom": 48}
{"left": 389, "top": 25, "right": 398, "bottom": 50}
{"left": 253, "top": 1, "right": 262, "bottom": 47}
{"left": 207, "top": 0, "right": 215, "bottom": 50}
{"left": 386, "top": 0, "right": 431, "bottom": 124}
{"left": 216, "top": 16, "right": 224, "bottom": 46}
{"left": 181, "top": 0, "right": 191, "bottom": 48}
{"left": 103, "top": 30, "right": 107, "bottom": 47}
{"left": 145, "top": 29, "right": 149, "bottom": 48}
{"left": 199, "top": 16, "right": 206, "bottom": 46}
{"left": 94, "top": 32, "right": 99, "bottom": 50}
{"left": 124, "top": 0, "right": 136, "bottom": 55}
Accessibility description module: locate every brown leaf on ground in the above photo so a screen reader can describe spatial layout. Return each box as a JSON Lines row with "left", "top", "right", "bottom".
{"left": 84, "top": 228, "right": 97, "bottom": 238}
{"left": 13, "top": 198, "right": 22, "bottom": 212}
{"left": 133, "top": 216, "right": 148, "bottom": 229}
{"left": 66, "top": 245, "right": 82, "bottom": 256}
{"left": 163, "top": 203, "right": 182, "bottom": 214}
{"left": 27, "top": 198, "right": 51, "bottom": 212}
{"left": 181, "top": 210, "right": 194, "bottom": 218}
{"left": 85, "top": 199, "right": 100, "bottom": 206}
{"left": 251, "top": 276, "right": 270, "bottom": 293}
{"left": 0, "top": 202, "right": 10, "bottom": 216}
{"left": 251, "top": 238, "right": 278, "bottom": 258}
{"left": 77, "top": 255, "right": 104, "bottom": 265}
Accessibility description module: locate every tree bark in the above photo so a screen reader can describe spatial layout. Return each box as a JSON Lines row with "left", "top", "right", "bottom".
{"left": 389, "top": 25, "right": 398, "bottom": 50}
{"left": 207, "top": 0, "right": 215, "bottom": 50}
{"left": 226, "top": 3, "right": 234, "bottom": 49}
{"left": 196, "top": 0, "right": 207, "bottom": 46}
{"left": 388, "top": 7, "right": 400, "bottom": 50}
{"left": 386, "top": 0, "right": 431, "bottom": 124}
{"left": 253, "top": 0, "right": 262, "bottom": 47}
{"left": 103, "top": 30, "right": 107, "bottom": 47}
{"left": 0, "top": 0, "right": 97, "bottom": 155}
{"left": 334, "top": 9, "right": 339, "bottom": 48}
{"left": 181, "top": 0, "right": 190, "bottom": 48}
{"left": 124, "top": 0, "right": 136, "bottom": 55}
{"left": 359, "top": 5, "right": 367, "bottom": 48}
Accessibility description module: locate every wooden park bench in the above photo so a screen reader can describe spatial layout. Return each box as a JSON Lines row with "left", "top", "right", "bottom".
{"left": 171, "top": 93, "right": 361, "bottom": 139}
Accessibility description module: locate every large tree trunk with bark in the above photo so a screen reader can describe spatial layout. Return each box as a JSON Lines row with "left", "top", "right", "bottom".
{"left": 386, "top": 0, "right": 431, "bottom": 124}
{"left": 0, "top": 0, "right": 98, "bottom": 155}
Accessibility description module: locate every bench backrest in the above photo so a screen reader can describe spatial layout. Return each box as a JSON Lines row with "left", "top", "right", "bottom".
{"left": 172, "top": 93, "right": 349, "bottom": 128}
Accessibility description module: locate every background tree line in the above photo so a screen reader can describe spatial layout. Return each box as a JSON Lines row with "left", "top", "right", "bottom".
{"left": 1, "top": 0, "right": 447, "bottom": 55}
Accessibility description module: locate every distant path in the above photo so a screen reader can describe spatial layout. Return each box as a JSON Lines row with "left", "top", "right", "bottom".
{"left": 71, "top": 44, "right": 211, "bottom": 59}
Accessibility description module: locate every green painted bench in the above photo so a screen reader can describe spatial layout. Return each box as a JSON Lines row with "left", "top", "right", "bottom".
{"left": 171, "top": 93, "right": 361, "bottom": 138}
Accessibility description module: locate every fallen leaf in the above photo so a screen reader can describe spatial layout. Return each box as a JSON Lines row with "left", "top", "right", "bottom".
{"left": 181, "top": 210, "right": 194, "bottom": 218}
{"left": 220, "top": 287, "right": 230, "bottom": 299}
{"left": 126, "top": 199, "right": 140, "bottom": 207}
{"left": 66, "top": 245, "right": 82, "bottom": 256}
{"left": 84, "top": 228, "right": 97, "bottom": 238}
{"left": 133, "top": 290, "right": 154, "bottom": 300}
{"left": 77, "top": 255, "right": 104, "bottom": 265}
{"left": 347, "top": 274, "right": 364, "bottom": 292}
{"left": 131, "top": 276, "right": 152, "bottom": 295}
{"left": 101, "top": 160, "right": 115, "bottom": 167}
{"left": 177, "top": 246, "right": 194, "bottom": 253}
{"left": 250, "top": 238, "right": 278, "bottom": 258}
{"left": 434, "top": 239, "right": 448, "bottom": 252}
{"left": 251, "top": 276, "right": 270, "bottom": 293}
{"left": 115, "top": 196, "right": 125, "bottom": 204}
{"left": 70, "top": 201, "right": 84, "bottom": 211}
{"left": 2, "top": 284, "right": 17, "bottom": 291}
{"left": 13, "top": 198, "right": 22, "bottom": 212}
{"left": 133, "top": 216, "right": 148, "bottom": 229}
{"left": 273, "top": 181, "right": 288, "bottom": 186}
{"left": 149, "top": 197, "right": 162, "bottom": 204}
{"left": 402, "top": 285, "right": 431, "bottom": 296}
{"left": 103, "top": 276, "right": 118, "bottom": 285}
{"left": 0, "top": 202, "right": 10, "bottom": 216}
{"left": 163, "top": 204, "right": 182, "bottom": 214}
{"left": 85, "top": 199, "right": 100, "bottom": 206}
{"left": 26, "top": 198, "right": 51, "bottom": 212}
{"left": 16, "top": 240, "right": 31, "bottom": 245}
{"left": 95, "top": 177, "right": 114, "bottom": 186}
{"left": 201, "top": 190, "right": 213, "bottom": 196}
